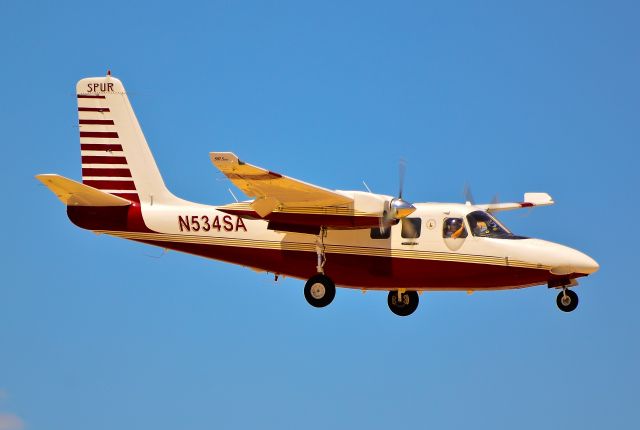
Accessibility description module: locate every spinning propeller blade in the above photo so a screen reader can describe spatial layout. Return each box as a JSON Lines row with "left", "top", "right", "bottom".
{"left": 464, "top": 184, "right": 501, "bottom": 212}
{"left": 487, "top": 193, "right": 500, "bottom": 211}
{"left": 379, "top": 159, "right": 416, "bottom": 233}
{"left": 464, "top": 183, "right": 475, "bottom": 205}
{"left": 398, "top": 158, "right": 406, "bottom": 199}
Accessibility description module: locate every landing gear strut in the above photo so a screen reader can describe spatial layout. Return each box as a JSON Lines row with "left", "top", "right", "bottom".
{"left": 556, "top": 288, "right": 579, "bottom": 312}
{"left": 304, "top": 228, "right": 336, "bottom": 308}
{"left": 388, "top": 290, "right": 419, "bottom": 316}
{"left": 315, "top": 227, "right": 327, "bottom": 274}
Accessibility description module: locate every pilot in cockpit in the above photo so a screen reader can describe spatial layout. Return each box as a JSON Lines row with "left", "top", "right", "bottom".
{"left": 474, "top": 220, "right": 488, "bottom": 236}
{"left": 445, "top": 218, "right": 466, "bottom": 239}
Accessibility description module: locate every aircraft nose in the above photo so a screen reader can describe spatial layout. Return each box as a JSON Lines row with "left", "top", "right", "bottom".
{"left": 569, "top": 252, "right": 599, "bottom": 274}
{"left": 550, "top": 246, "right": 600, "bottom": 276}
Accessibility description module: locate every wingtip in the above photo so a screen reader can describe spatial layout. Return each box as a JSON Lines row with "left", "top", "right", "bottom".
{"left": 210, "top": 152, "right": 240, "bottom": 164}
{"left": 35, "top": 173, "right": 57, "bottom": 182}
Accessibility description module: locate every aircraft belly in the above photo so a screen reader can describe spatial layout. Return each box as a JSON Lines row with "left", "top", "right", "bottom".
{"left": 123, "top": 237, "right": 550, "bottom": 291}
{"left": 69, "top": 205, "right": 554, "bottom": 290}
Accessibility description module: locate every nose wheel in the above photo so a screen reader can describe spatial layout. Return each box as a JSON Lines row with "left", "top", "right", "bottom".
{"left": 304, "top": 274, "right": 336, "bottom": 308}
{"left": 388, "top": 290, "right": 419, "bottom": 316}
{"left": 556, "top": 288, "right": 579, "bottom": 312}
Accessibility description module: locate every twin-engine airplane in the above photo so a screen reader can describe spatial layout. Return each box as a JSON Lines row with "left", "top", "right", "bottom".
{"left": 37, "top": 74, "right": 599, "bottom": 316}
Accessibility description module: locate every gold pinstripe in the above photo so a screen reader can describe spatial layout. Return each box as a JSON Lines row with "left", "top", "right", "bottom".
{"left": 94, "top": 230, "right": 550, "bottom": 270}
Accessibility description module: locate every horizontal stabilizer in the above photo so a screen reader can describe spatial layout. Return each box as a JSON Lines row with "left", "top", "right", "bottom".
{"left": 36, "top": 174, "right": 132, "bottom": 206}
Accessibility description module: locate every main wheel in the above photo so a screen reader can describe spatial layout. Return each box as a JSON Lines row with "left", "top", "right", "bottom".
{"left": 304, "top": 274, "right": 336, "bottom": 308}
{"left": 388, "top": 290, "right": 419, "bottom": 316}
{"left": 556, "top": 289, "right": 579, "bottom": 312}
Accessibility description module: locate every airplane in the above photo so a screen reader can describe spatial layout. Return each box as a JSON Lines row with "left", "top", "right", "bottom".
{"left": 36, "top": 73, "right": 599, "bottom": 317}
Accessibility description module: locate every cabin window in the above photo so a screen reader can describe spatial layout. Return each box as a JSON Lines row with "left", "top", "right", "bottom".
{"left": 401, "top": 218, "right": 421, "bottom": 238}
{"left": 370, "top": 226, "right": 391, "bottom": 239}
{"left": 443, "top": 217, "right": 467, "bottom": 238}
{"left": 466, "top": 210, "right": 512, "bottom": 238}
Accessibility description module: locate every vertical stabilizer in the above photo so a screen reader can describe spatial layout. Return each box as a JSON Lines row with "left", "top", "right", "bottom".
{"left": 76, "top": 75, "right": 176, "bottom": 205}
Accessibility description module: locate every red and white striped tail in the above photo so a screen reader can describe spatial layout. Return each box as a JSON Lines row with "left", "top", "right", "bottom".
{"left": 77, "top": 75, "right": 175, "bottom": 205}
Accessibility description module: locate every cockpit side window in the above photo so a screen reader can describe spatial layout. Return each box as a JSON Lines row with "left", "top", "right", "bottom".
{"left": 401, "top": 218, "right": 421, "bottom": 238}
{"left": 443, "top": 217, "right": 467, "bottom": 238}
{"left": 466, "top": 210, "right": 512, "bottom": 238}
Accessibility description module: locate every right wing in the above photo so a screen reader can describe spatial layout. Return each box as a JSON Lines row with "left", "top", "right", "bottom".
{"left": 210, "top": 152, "right": 353, "bottom": 216}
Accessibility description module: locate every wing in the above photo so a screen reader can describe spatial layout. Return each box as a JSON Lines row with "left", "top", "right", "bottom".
{"left": 210, "top": 152, "right": 353, "bottom": 216}
{"left": 480, "top": 192, "right": 554, "bottom": 213}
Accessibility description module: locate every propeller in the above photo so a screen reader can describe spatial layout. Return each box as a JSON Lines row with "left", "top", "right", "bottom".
{"left": 463, "top": 183, "right": 475, "bottom": 205}
{"left": 464, "top": 183, "right": 500, "bottom": 211}
{"left": 379, "top": 159, "right": 416, "bottom": 233}
{"left": 488, "top": 193, "right": 500, "bottom": 211}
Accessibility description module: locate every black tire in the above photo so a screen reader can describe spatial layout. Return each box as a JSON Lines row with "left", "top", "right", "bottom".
{"left": 556, "top": 289, "right": 579, "bottom": 312}
{"left": 388, "top": 290, "right": 419, "bottom": 316}
{"left": 304, "top": 274, "right": 336, "bottom": 308}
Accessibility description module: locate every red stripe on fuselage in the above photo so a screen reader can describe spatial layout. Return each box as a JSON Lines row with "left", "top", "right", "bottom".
{"left": 131, "top": 238, "right": 556, "bottom": 290}
{"left": 67, "top": 203, "right": 148, "bottom": 232}
{"left": 220, "top": 208, "right": 383, "bottom": 229}
{"left": 77, "top": 95, "right": 106, "bottom": 99}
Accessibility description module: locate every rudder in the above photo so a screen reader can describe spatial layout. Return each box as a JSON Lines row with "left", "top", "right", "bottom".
{"left": 76, "top": 74, "right": 176, "bottom": 205}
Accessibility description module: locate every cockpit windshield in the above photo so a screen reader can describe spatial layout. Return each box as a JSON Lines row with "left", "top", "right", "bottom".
{"left": 466, "top": 211, "right": 514, "bottom": 239}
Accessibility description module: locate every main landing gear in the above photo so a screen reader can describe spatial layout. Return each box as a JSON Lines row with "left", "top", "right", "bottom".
{"left": 556, "top": 288, "right": 579, "bottom": 312}
{"left": 388, "top": 290, "right": 419, "bottom": 317}
{"left": 302, "top": 228, "right": 420, "bottom": 316}
{"left": 303, "top": 227, "right": 336, "bottom": 308}
{"left": 304, "top": 274, "right": 336, "bottom": 308}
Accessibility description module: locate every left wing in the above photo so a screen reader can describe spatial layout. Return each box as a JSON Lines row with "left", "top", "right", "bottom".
{"left": 480, "top": 192, "right": 554, "bottom": 213}
{"left": 210, "top": 152, "right": 353, "bottom": 217}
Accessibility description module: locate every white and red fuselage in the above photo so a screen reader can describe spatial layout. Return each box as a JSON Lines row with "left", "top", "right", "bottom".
{"left": 66, "top": 199, "right": 598, "bottom": 291}
{"left": 38, "top": 75, "right": 599, "bottom": 315}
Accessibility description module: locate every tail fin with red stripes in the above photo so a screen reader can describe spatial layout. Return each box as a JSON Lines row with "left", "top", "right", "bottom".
{"left": 76, "top": 74, "right": 176, "bottom": 205}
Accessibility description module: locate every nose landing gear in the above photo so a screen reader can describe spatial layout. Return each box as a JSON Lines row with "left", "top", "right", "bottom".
{"left": 556, "top": 288, "right": 579, "bottom": 312}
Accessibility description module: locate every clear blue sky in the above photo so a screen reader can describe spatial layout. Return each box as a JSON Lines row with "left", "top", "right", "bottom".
{"left": 1, "top": 1, "right": 639, "bottom": 429}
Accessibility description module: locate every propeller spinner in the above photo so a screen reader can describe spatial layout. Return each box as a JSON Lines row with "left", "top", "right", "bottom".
{"left": 380, "top": 160, "right": 416, "bottom": 231}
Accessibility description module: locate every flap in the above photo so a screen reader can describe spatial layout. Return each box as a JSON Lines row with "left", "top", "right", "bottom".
{"left": 210, "top": 152, "right": 352, "bottom": 216}
{"left": 36, "top": 174, "right": 132, "bottom": 206}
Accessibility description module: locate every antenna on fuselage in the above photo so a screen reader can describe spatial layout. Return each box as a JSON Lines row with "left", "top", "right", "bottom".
{"left": 362, "top": 180, "right": 372, "bottom": 193}
{"left": 228, "top": 188, "right": 239, "bottom": 203}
